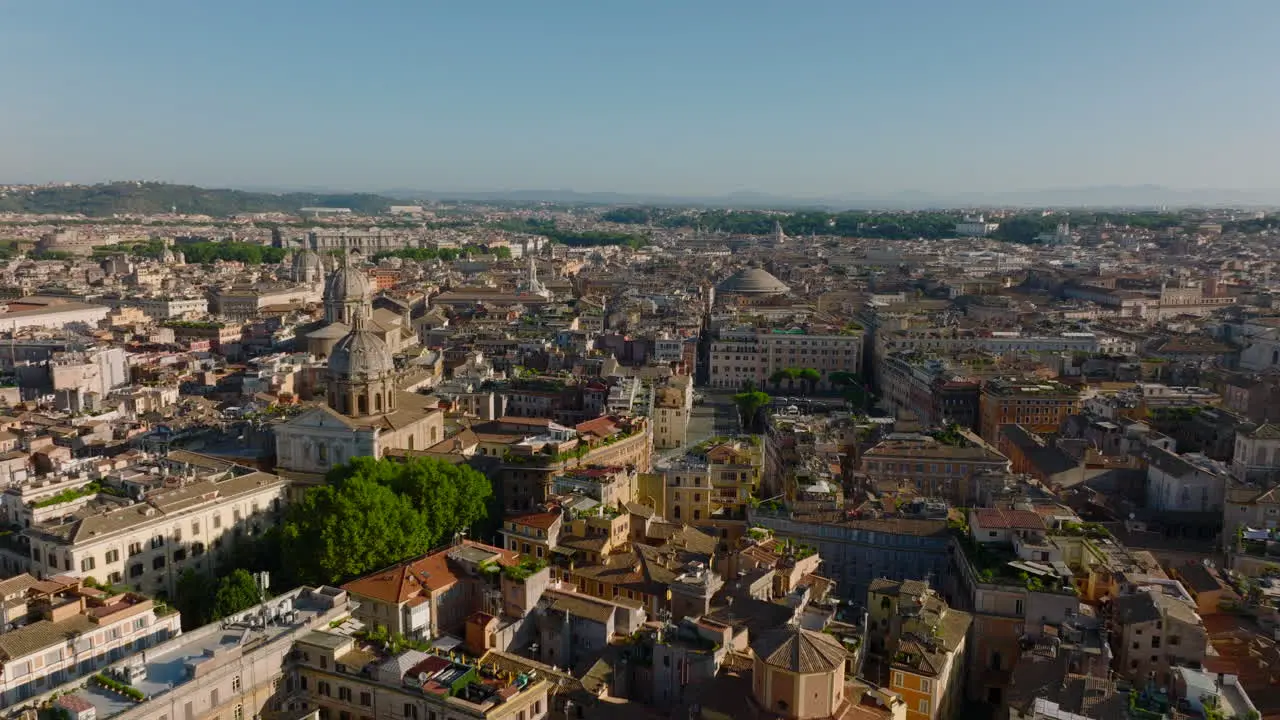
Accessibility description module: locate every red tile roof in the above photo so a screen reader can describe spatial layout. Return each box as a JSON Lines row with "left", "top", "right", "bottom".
{"left": 342, "top": 540, "right": 518, "bottom": 605}
{"left": 973, "top": 508, "right": 1045, "bottom": 530}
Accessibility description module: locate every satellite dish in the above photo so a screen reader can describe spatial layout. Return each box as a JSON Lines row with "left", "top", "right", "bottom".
{"left": 418, "top": 672, "right": 429, "bottom": 684}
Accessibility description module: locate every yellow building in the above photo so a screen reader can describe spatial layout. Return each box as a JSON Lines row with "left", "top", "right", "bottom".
{"left": 868, "top": 579, "right": 971, "bottom": 720}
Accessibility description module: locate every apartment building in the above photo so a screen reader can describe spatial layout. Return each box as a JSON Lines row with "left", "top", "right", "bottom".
{"left": 294, "top": 628, "right": 550, "bottom": 720}
{"left": 1111, "top": 589, "right": 1208, "bottom": 688}
{"left": 867, "top": 579, "right": 971, "bottom": 720}
{"left": 707, "top": 326, "right": 863, "bottom": 390}
{"left": 341, "top": 541, "right": 520, "bottom": 640}
{"left": 499, "top": 510, "right": 562, "bottom": 561}
{"left": 134, "top": 297, "right": 208, "bottom": 320}
{"left": 0, "top": 574, "right": 182, "bottom": 707}
{"left": 860, "top": 436, "right": 1010, "bottom": 505}
{"left": 978, "top": 379, "right": 1083, "bottom": 444}
{"left": 24, "top": 469, "right": 290, "bottom": 597}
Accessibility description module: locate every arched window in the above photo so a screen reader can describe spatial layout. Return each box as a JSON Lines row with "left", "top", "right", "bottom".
{"left": 673, "top": 506, "right": 681, "bottom": 520}
{"left": 693, "top": 509, "right": 701, "bottom": 520}
{"left": 358, "top": 395, "right": 368, "bottom": 415}
{"left": 407, "top": 436, "right": 415, "bottom": 450}
{"left": 880, "top": 597, "right": 891, "bottom": 611}
{"left": 374, "top": 393, "right": 383, "bottom": 412}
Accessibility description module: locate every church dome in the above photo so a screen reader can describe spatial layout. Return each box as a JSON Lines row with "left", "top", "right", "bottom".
{"left": 751, "top": 625, "right": 846, "bottom": 674}
{"left": 328, "top": 310, "right": 393, "bottom": 379}
{"left": 292, "top": 248, "right": 324, "bottom": 279}
{"left": 716, "top": 266, "right": 790, "bottom": 295}
{"left": 324, "top": 261, "right": 372, "bottom": 304}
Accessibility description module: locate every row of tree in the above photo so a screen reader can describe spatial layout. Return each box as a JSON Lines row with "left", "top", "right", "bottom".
{"left": 177, "top": 240, "right": 289, "bottom": 264}
{"left": 491, "top": 218, "right": 648, "bottom": 248}
{"left": 370, "top": 244, "right": 512, "bottom": 262}
{"left": 601, "top": 207, "right": 1196, "bottom": 242}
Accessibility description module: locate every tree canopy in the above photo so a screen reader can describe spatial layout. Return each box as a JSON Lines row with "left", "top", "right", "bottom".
{"left": 491, "top": 218, "right": 648, "bottom": 249}
{"left": 280, "top": 457, "right": 493, "bottom": 586}
{"left": 370, "top": 244, "right": 509, "bottom": 262}
{"left": 733, "top": 391, "right": 771, "bottom": 433}
{"left": 213, "top": 569, "right": 263, "bottom": 619}
{"left": 172, "top": 567, "right": 264, "bottom": 630}
{"left": 177, "top": 240, "right": 287, "bottom": 264}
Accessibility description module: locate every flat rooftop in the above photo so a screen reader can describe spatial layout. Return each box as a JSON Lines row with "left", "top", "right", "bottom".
{"left": 74, "top": 587, "right": 346, "bottom": 720}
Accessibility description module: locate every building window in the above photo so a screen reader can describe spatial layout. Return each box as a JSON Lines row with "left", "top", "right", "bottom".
{"left": 360, "top": 693, "right": 372, "bottom": 707}
{"left": 81, "top": 557, "right": 96, "bottom": 572}
{"left": 232, "top": 675, "right": 241, "bottom": 692}
{"left": 892, "top": 672, "right": 904, "bottom": 687}
{"left": 128, "top": 542, "right": 143, "bottom": 556}
{"left": 105, "top": 549, "right": 120, "bottom": 563}
{"left": 918, "top": 700, "right": 930, "bottom": 715}
{"left": 234, "top": 706, "right": 243, "bottom": 720}
{"left": 339, "top": 687, "right": 352, "bottom": 702}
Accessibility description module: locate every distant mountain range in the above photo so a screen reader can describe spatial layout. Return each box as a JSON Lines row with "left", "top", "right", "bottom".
{"left": 3, "top": 181, "right": 1277, "bottom": 216}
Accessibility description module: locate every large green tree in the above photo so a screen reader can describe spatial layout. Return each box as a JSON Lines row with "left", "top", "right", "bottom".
{"left": 282, "top": 457, "right": 494, "bottom": 586}
{"left": 173, "top": 568, "right": 217, "bottom": 629}
{"left": 734, "top": 391, "right": 771, "bottom": 433}
{"left": 281, "top": 474, "right": 433, "bottom": 585}
{"left": 797, "top": 368, "right": 821, "bottom": 395}
{"left": 213, "top": 569, "right": 263, "bottom": 619}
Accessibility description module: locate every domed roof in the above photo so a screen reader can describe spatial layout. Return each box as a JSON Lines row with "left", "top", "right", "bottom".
{"left": 324, "top": 259, "right": 372, "bottom": 304}
{"left": 751, "top": 625, "right": 846, "bottom": 674}
{"left": 293, "top": 248, "right": 323, "bottom": 273}
{"left": 716, "top": 266, "right": 790, "bottom": 295}
{"left": 328, "top": 310, "right": 393, "bottom": 379}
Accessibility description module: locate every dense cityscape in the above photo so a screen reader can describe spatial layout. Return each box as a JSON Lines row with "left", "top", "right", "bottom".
{"left": 0, "top": 184, "right": 1274, "bottom": 720}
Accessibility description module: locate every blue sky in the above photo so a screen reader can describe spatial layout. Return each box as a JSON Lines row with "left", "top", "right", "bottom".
{"left": 2, "top": 1, "right": 1278, "bottom": 196}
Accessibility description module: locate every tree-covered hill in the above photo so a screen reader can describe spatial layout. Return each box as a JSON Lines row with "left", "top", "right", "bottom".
{"left": 0, "top": 182, "right": 399, "bottom": 217}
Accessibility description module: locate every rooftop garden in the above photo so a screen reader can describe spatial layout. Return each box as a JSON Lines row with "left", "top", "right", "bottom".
{"left": 93, "top": 672, "right": 146, "bottom": 702}
{"left": 163, "top": 320, "right": 225, "bottom": 330}
{"left": 502, "top": 556, "right": 548, "bottom": 582}
{"left": 357, "top": 624, "right": 433, "bottom": 654}
{"left": 953, "top": 527, "right": 1076, "bottom": 595}
{"left": 30, "top": 481, "right": 125, "bottom": 508}
{"left": 1055, "top": 521, "right": 1111, "bottom": 541}
{"left": 929, "top": 424, "right": 968, "bottom": 447}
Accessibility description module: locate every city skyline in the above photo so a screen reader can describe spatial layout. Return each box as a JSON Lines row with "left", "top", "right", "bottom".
{"left": 4, "top": 1, "right": 1280, "bottom": 198}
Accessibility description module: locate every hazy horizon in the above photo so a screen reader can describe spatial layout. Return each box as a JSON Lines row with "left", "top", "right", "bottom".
{"left": 4, "top": 1, "right": 1280, "bottom": 197}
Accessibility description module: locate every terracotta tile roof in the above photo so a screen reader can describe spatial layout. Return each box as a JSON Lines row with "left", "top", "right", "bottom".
{"left": 973, "top": 507, "right": 1045, "bottom": 530}
{"left": 342, "top": 540, "right": 517, "bottom": 605}
{"left": 507, "top": 511, "right": 561, "bottom": 531}
{"left": 751, "top": 625, "right": 846, "bottom": 673}
{"left": 575, "top": 416, "right": 619, "bottom": 438}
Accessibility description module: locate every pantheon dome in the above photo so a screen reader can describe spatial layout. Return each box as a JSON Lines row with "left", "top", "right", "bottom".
{"left": 716, "top": 266, "right": 790, "bottom": 296}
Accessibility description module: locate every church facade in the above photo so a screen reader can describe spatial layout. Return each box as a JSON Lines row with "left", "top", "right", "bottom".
{"left": 275, "top": 264, "right": 443, "bottom": 480}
